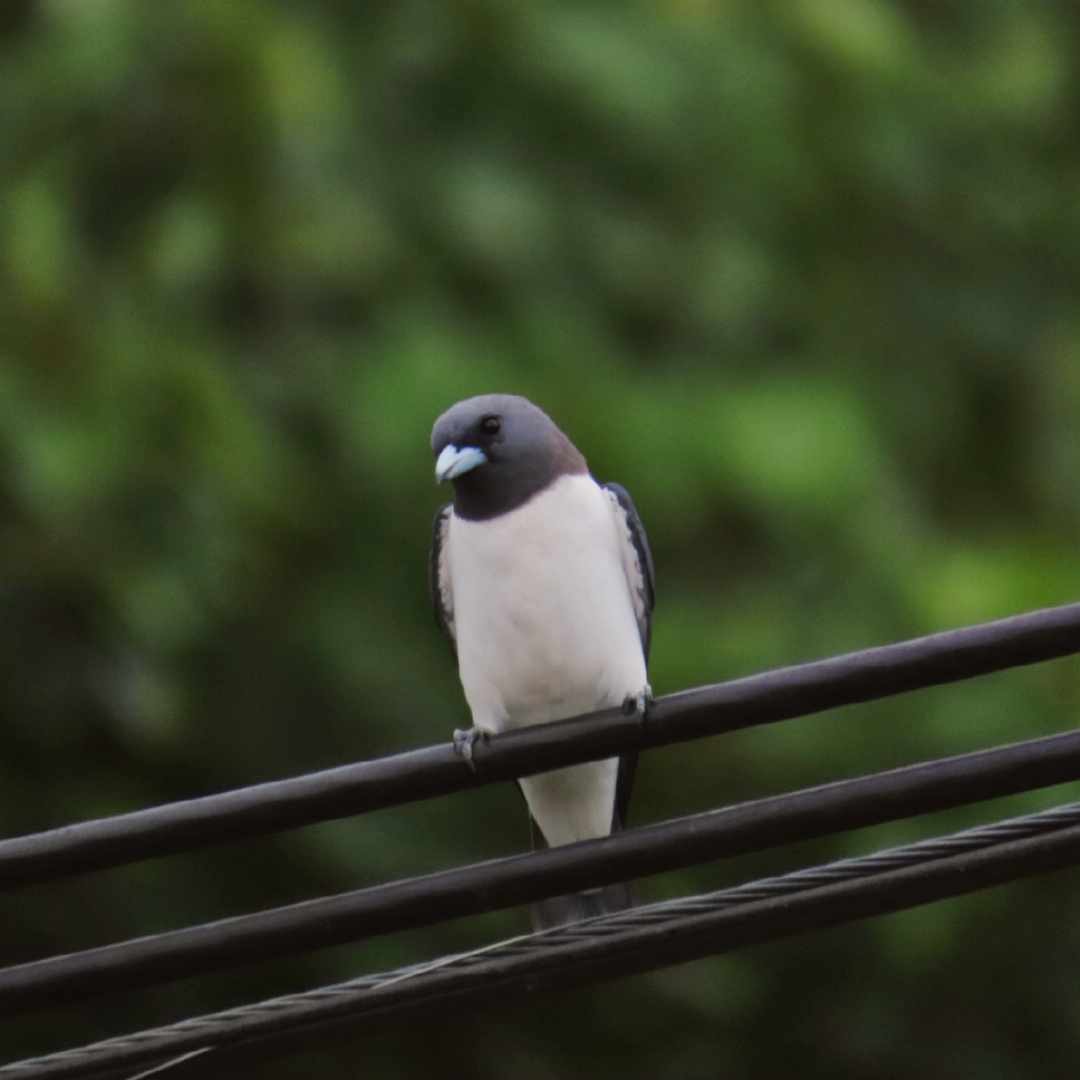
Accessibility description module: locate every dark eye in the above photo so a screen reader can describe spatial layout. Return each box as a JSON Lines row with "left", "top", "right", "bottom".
{"left": 480, "top": 415, "right": 501, "bottom": 435}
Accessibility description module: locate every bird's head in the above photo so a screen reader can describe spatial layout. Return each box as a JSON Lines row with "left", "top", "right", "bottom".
{"left": 431, "top": 394, "right": 586, "bottom": 520}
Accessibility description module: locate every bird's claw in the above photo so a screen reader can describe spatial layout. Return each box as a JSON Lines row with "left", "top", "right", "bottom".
{"left": 453, "top": 726, "right": 488, "bottom": 772}
{"left": 621, "top": 684, "right": 653, "bottom": 719}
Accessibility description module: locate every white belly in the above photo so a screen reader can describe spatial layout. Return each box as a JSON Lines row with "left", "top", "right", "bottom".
{"left": 449, "top": 473, "right": 647, "bottom": 845}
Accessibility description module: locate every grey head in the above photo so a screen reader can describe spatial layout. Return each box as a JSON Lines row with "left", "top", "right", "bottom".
{"left": 431, "top": 394, "right": 587, "bottom": 520}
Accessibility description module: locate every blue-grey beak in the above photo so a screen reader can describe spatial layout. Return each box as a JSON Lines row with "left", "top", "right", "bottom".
{"left": 435, "top": 444, "right": 488, "bottom": 482}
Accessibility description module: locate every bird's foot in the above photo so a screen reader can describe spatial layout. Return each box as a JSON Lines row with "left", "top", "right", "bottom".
{"left": 452, "top": 726, "right": 489, "bottom": 772}
{"left": 621, "top": 684, "right": 653, "bottom": 719}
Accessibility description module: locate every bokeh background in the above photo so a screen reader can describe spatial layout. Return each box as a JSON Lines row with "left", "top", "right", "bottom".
{"left": 4, "top": 1, "right": 1080, "bottom": 1075}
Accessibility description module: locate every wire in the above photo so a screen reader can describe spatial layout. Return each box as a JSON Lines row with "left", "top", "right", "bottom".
{"left": 3, "top": 600, "right": 1079, "bottom": 890}
{"left": 5, "top": 726, "right": 1080, "bottom": 1013}
{"left": 6, "top": 800, "right": 1080, "bottom": 1080}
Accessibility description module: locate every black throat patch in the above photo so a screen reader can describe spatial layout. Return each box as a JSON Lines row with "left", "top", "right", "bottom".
{"left": 451, "top": 430, "right": 587, "bottom": 521}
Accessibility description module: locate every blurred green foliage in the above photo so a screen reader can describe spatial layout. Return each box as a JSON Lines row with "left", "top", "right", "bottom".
{"left": 3, "top": 0, "right": 1080, "bottom": 1075}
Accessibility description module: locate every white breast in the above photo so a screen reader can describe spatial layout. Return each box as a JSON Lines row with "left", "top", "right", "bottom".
{"left": 449, "top": 473, "right": 646, "bottom": 728}
{"left": 448, "top": 473, "right": 647, "bottom": 845}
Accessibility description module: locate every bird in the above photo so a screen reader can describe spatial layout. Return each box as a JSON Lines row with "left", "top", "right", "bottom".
{"left": 429, "top": 393, "right": 654, "bottom": 929}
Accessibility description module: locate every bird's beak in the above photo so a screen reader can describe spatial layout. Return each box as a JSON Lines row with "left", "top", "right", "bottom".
{"left": 435, "top": 444, "right": 488, "bottom": 482}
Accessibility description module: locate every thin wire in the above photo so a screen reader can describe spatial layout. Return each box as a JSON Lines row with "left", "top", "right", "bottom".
{"left": 5, "top": 800, "right": 1080, "bottom": 1080}
{"left": 118, "top": 1050, "right": 213, "bottom": 1080}
{"left": 3, "top": 600, "right": 1079, "bottom": 889}
{"left": 5, "top": 726, "right": 1080, "bottom": 1013}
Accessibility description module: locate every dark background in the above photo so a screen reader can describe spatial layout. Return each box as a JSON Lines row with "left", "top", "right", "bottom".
{"left": 3, "top": 1, "right": 1080, "bottom": 1075}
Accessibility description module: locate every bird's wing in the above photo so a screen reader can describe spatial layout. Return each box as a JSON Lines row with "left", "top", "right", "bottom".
{"left": 429, "top": 503, "right": 456, "bottom": 654}
{"left": 601, "top": 481, "right": 655, "bottom": 835}
{"left": 602, "top": 482, "right": 656, "bottom": 662}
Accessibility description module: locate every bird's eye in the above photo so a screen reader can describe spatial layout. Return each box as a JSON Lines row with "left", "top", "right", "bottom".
{"left": 480, "top": 415, "right": 501, "bottom": 435}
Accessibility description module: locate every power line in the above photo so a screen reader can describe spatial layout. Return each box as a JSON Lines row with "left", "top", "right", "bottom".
{"left": 3, "top": 600, "right": 1079, "bottom": 890}
{"left": 4, "top": 726, "right": 1080, "bottom": 1013}
{"left": 6, "top": 800, "right": 1080, "bottom": 1080}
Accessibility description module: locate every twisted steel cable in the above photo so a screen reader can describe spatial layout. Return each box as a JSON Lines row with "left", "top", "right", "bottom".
{"left": 6, "top": 800, "right": 1080, "bottom": 1080}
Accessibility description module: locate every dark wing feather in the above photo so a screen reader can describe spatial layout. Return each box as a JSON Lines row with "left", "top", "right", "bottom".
{"left": 429, "top": 504, "right": 455, "bottom": 655}
{"left": 612, "top": 752, "right": 636, "bottom": 834}
{"left": 601, "top": 482, "right": 656, "bottom": 662}
{"left": 601, "top": 481, "right": 656, "bottom": 835}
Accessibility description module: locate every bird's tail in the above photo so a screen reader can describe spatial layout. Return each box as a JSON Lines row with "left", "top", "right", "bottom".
{"left": 529, "top": 878, "right": 633, "bottom": 931}
{"left": 525, "top": 751, "right": 637, "bottom": 931}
